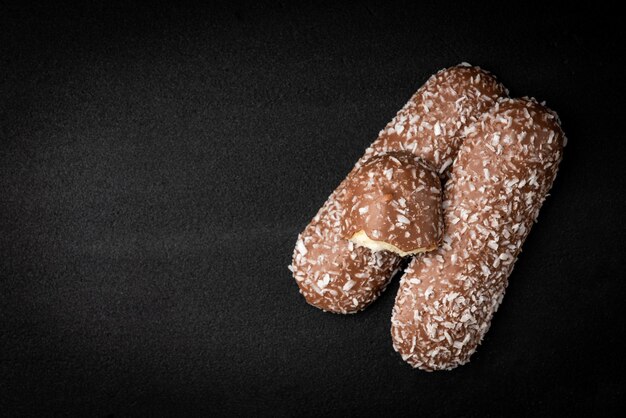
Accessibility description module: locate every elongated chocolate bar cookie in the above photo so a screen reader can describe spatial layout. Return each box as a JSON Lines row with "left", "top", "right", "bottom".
{"left": 391, "top": 98, "right": 566, "bottom": 370}
{"left": 291, "top": 65, "right": 507, "bottom": 313}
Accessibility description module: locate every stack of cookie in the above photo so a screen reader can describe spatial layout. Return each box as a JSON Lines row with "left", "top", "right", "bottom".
{"left": 290, "top": 64, "right": 566, "bottom": 371}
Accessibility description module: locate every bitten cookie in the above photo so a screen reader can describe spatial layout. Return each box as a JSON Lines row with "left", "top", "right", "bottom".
{"left": 340, "top": 152, "right": 443, "bottom": 257}
{"left": 291, "top": 64, "right": 507, "bottom": 313}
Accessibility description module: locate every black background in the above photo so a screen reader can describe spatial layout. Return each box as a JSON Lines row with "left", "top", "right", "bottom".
{"left": 1, "top": 2, "right": 625, "bottom": 416}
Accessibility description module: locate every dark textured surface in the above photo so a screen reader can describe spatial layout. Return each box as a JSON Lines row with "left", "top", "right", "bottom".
{"left": 1, "top": 2, "right": 624, "bottom": 416}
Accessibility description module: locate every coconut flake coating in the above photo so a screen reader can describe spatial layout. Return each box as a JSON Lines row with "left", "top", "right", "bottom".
{"left": 291, "top": 64, "right": 507, "bottom": 313}
{"left": 391, "top": 98, "right": 566, "bottom": 370}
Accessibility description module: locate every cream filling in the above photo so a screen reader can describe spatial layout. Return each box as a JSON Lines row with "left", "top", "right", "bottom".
{"left": 348, "top": 230, "right": 436, "bottom": 257}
